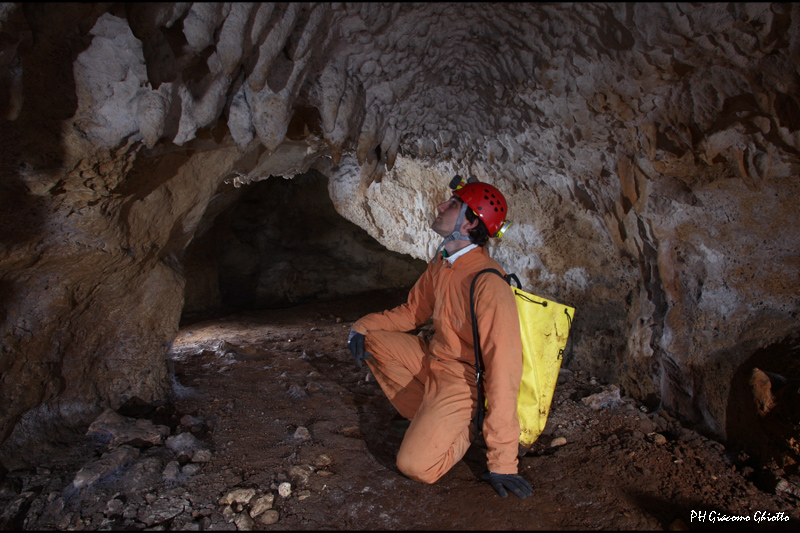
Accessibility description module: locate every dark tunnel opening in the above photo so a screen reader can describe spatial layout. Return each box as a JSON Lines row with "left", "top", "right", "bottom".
{"left": 725, "top": 331, "right": 800, "bottom": 491}
{"left": 179, "top": 169, "right": 427, "bottom": 325}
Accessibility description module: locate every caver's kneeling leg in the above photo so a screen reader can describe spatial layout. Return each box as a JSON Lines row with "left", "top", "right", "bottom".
{"left": 395, "top": 362, "right": 476, "bottom": 484}
{"left": 364, "top": 330, "right": 428, "bottom": 420}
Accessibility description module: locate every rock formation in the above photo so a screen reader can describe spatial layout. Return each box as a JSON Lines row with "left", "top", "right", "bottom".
{"left": 1, "top": 3, "right": 799, "bottom": 465}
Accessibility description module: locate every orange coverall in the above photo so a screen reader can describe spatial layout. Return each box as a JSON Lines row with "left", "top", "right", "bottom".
{"left": 352, "top": 246, "right": 523, "bottom": 483}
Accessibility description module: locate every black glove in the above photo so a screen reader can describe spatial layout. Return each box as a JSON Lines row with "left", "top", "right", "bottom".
{"left": 347, "top": 330, "right": 372, "bottom": 368}
{"left": 481, "top": 471, "right": 532, "bottom": 499}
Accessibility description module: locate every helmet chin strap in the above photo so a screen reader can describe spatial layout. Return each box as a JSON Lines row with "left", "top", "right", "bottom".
{"left": 433, "top": 202, "right": 472, "bottom": 263}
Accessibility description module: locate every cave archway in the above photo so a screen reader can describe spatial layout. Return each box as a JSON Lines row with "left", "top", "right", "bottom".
{"left": 725, "top": 332, "right": 800, "bottom": 489}
{"left": 181, "top": 169, "right": 427, "bottom": 321}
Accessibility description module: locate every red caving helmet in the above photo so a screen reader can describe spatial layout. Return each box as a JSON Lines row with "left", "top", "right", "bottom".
{"left": 452, "top": 179, "right": 510, "bottom": 238}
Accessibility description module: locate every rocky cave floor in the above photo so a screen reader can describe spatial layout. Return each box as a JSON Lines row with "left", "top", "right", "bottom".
{"left": 2, "top": 290, "right": 800, "bottom": 531}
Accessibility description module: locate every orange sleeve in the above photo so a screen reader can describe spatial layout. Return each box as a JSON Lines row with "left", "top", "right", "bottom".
{"left": 352, "top": 260, "right": 436, "bottom": 335}
{"left": 474, "top": 273, "right": 523, "bottom": 474}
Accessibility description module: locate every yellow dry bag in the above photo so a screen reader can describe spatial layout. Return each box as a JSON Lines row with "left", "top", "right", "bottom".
{"left": 470, "top": 269, "right": 575, "bottom": 447}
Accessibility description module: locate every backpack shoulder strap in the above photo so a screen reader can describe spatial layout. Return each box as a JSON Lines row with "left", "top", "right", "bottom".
{"left": 506, "top": 272, "right": 522, "bottom": 289}
{"left": 469, "top": 268, "right": 511, "bottom": 434}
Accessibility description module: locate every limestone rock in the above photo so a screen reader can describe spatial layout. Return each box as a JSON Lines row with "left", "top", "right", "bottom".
{"left": 181, "top": 463, "right": 203, "bottom": 477}
{"left": 249, "top": 494, "right": 274, "bottom": 518}
{"left": 750, "top": 368, "right": 778, "bottom": 416}
{"left": 288, "top": 465, "right": 315, "bottom": 488}
{"left": 179, "top": 414, "right": 207, "bottom": 433}
{"left": 119, "top": 456, "right": 164, "bottom": 494}
{"left": 166, "top": 433, "right": 208, "bottom": 457}
{"left": 191, "top": 449, "right": 212, "bottom": 463}
{"left": 163, "top": 460, "right": 181, "bottom": 483}
{"left": 314, "top": 454, "right": 333, "bottom": 467}
{"left": 219, "top": 488, "right": 256, "bottom": 506}
{"left": 233, "top": 512, "right": 255, "bottom": 531}
{"left": 73, "top": 445, "right": 140, "bottom": 489}
{"left": 86, "top": 408, "right": 170, "bottom": 449}
{"left": 582, "top": 387, "right": 623, "bottom": 411}
{"left": 136, "top": 495, "right": 189, "bottom": 527}
{"left": 293, "top": 426, "right": 311, "bottom": 442}
{"left": 256, "top": 509, "right": 280, "bottom": 526}
{"left": 775, "top": 478, "right": 800, "bottom": 499}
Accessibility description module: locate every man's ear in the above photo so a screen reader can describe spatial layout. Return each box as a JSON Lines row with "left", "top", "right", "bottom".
{"left": 461, "top": 216, "right": 479, "bottom": 232}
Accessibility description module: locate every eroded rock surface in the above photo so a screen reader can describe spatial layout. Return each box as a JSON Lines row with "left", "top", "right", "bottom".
{"left": 1, "top": 2, "right": 799, "bottom": 471}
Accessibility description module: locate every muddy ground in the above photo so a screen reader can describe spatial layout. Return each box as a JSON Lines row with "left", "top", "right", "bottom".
{"left": 2, "top": 289, "right": 799, "bottom": 531}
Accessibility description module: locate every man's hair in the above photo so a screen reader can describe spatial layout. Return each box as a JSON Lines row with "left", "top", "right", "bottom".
{"left": 464, "top": 205, "right": 491, "bottom": 246}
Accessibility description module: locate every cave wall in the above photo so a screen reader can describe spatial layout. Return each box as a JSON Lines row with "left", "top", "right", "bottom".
{"left": 1, "top": 3, "right": 799, "bottom": 458}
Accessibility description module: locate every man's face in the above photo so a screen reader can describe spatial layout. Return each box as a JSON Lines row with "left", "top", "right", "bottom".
{"left": 431, "top": 195, "right": 465, "bottom": 237}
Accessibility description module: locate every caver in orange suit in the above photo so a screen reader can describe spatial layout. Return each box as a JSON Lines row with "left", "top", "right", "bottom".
{"left": 351, "top": 245, "right": 523, "bottom": 483}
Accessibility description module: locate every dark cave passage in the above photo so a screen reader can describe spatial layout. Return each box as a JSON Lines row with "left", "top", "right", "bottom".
{"left": 180, "top": 170, "right": 426, "bottom": 322}
{"left": 726, "top": 332, "right": 800, "bottom": 487}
